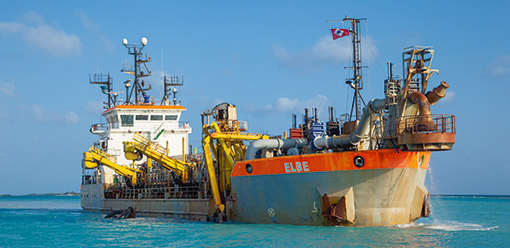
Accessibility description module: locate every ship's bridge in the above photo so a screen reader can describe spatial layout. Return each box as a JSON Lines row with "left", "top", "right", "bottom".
{"left": 100, "top": 105, "right": 190, "bottom": 133}
{"left": 90, "top": 104, "right": 192, "bottom": 170}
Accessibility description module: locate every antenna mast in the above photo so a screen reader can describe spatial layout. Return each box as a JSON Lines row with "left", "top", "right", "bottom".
{"left": 162, "top": 74, "right": 184, "bottom": 105}
{"left": 121, "top": 37, "right": 152, "bottom": 104}
{"left": 89, "top": 72, "right": 115, "bottom": 109}
{"left": 343, "top": 16, "right": 367, "bottom": 121}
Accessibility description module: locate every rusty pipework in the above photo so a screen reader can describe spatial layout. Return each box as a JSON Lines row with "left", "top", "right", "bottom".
{"left": 408, "top": 92, "right": 435, "bottom": 131}
{"left": 426, "top": 81, "right": 449, "bottom": 105}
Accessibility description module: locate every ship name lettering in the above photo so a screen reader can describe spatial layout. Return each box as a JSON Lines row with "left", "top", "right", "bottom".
{"left": 284, "top": 161, "right": 309, "bottom": 173}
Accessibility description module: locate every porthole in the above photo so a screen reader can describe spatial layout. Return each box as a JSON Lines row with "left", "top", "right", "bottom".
{"left": 246, "top": 164, "right": 253, "bottom": 174}
{"left": 354, "top": 156, "right": 365, "bottom": 167}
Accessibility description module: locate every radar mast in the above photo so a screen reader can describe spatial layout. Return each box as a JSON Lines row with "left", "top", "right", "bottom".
{"left": 343, "top": 16, "right": 367, "bottom": 121}
{"left": 121, "top": 37, "right": 152, "bottom": 105}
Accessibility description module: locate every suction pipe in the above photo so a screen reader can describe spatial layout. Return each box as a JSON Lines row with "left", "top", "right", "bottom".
{"left": 408, "top": 92, "right": 435, "bottom": 130}
{"left": 313, "top": 99, "right": 386, "bottom": 149}
{"left": 425, "top": 81, "right": 449, "bottom": 105}
{"left": 244, "top": 138, "right": 308, "bottom": 160}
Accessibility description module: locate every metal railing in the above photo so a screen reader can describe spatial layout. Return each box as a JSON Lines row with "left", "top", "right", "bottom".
{"left": 90, "top": 123, "right": 107, "bottom": 133}
{"left": 398, "top": 114, "right": 456, "bottom": 135}
{"left": 215, "top": 120, "right": 248, "bottom": 133}
{"left": 381, "top": 114, "right": 456, "bottom": 139}
{"left": 104, "top": 184, "right": 204, "bottom": 200}
{"left": 179, "top": 122, "right": 191, "bottom": 130}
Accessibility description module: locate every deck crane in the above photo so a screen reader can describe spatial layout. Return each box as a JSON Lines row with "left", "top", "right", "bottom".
{"left": 83, "top": 146, "right": 142, "bottom": 185}
{"left": 123, "top": 132, "right": 195, "bottom": 182}
{"left": 201, "top": 103, "right": 269, "bottom": 217}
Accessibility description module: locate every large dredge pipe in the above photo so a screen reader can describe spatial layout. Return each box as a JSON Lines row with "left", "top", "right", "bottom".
{"left": 245, "top": 138, "right": 308, "bottom": 160}
{"left": 425, "top": 81, "right": 449, "bottom": 105}
{"left": 313, "top": 99, "right": 386, "bottom": 149}
{"left": 408, "top": 92, "right": 435, "bottom": 131}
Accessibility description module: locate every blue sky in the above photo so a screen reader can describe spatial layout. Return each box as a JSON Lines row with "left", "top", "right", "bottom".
{"left": 0, "top": 0, "right": 509, "bottom": 195}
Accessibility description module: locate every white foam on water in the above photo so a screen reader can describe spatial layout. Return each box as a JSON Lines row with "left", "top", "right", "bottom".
{"left": 393, "top": 221, "right": 498, "bottom": 231}
{"left": 424, "top": 222, "right": 499, "bottom": 231}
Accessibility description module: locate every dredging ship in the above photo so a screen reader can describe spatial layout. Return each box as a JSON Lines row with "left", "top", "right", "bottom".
{"left": 81, "top": 17, "right": 455, "bottom": 226}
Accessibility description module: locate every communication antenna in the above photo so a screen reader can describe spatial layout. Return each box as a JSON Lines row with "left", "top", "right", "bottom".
{"left": 121, "top": 37, "right": 152, "bottom": 104}
{"left": 89, "top": 72, "right": 115, "bottom": 109}
{"left": 161, "top": 73, "right": 184, "bottom": 105}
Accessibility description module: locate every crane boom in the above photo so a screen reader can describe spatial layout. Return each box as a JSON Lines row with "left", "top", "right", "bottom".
{"left": 123, "top": 132, "right": 194, "bottom": 182}
{"left": 83, "top": 146, "right": 141, "bottom": 185}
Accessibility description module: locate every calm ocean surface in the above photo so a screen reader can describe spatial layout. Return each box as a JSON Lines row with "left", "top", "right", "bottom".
{"left": 0, "top": 195, "right": 507, "bottom": 247}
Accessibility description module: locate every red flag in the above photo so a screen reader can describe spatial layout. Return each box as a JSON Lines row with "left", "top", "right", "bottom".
{"left": 331, "top": 28, "right": 350, "bottom": 40}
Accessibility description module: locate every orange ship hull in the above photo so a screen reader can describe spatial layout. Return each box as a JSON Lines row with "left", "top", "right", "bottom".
{"left": 230, "top": 149, "right": 431, "bottom": 226}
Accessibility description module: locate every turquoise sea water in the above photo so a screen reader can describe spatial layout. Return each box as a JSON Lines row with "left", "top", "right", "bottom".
{"left": 0, "top": 195, "right": 508, "bottom": 247}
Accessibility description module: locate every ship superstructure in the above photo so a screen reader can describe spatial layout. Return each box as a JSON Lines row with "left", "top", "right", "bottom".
{"left": 81, "top": 38, "right": 198, "bottom": 211}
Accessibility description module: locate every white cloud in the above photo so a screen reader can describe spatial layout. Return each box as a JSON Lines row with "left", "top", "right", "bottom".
{"left": 486, "top": 55, "right": 510, "bottom": 78}
{"left": 260, "top": 94, "right": 329, "bottom": 114}
{"left": 272, "top": 35, "right": 378, "bottom": 72}
{"left": 0, "top": 12, "right": 82, "bottom": 57}
{"left": 0, "top": 82, "right": 15, "bottom": 97}
{"left": 63, "top": 111, "right": 79, "bottom": 124}
{"left": 30, "top": 104, "right": 79, "bottom": 124}
{"left": 440, "top": 91, "right": 455, "bottom": 104}
{"left": 22, "top": 11, "right": 44, "bottom": 25}
{"left": 85, "top": 100, "right": 104, "bottom": 114}
{"left": 76, "top": 12, "right": 114, "bottom": 50}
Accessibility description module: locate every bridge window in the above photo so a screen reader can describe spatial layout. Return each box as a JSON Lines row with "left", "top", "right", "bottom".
{"left": 165, "top": 115, "right": 178, "bottom": 120}
{"left": 109, "top": 115, "right": 119, "bottom": 129}
{"left": 136, "top": 115, "right": 149, "bottom": 120}
{"left": 121, "top": 115, "right": 133, "bottom": 127}
{"left": 151, "top": 115, "right": 163, "bottom": 121}
{"left": 112, "top": 118, "right": 119, "bottom": 129}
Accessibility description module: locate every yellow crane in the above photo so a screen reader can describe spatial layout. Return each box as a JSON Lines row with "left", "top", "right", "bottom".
{"left": 201, "top": 103, "right": 269, "bottom": 214}
{"left": 83, "top": 146, "right": 141, "bottom": 185}
{"left": 123, "top": 132, "right": 195, "bottom": 182}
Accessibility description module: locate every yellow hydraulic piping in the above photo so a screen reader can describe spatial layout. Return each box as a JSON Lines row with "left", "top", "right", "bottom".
{"left": 201, "top": 120, "right": 270, "bottom": 213}
{"left": 209, "top": 133, "right": 266, "bottom": 140}
{"left": 232, "top": 143, "right": 245, "bottom": 162}
{"left": 208, "top": 122, "right": 237, "bottom": 192}
{"left": 83, "top": 146, "right": 141, "bottom": 185}
{"left": 202, "top": 135, "right": 225, "bottom": 212}
{"left": 182, "top": 137, "right": 186, "bottom": 163}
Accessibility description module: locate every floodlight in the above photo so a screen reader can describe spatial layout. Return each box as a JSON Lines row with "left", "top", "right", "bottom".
{"left": 141, "top": 37, "right": 148, "bottom": 46}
